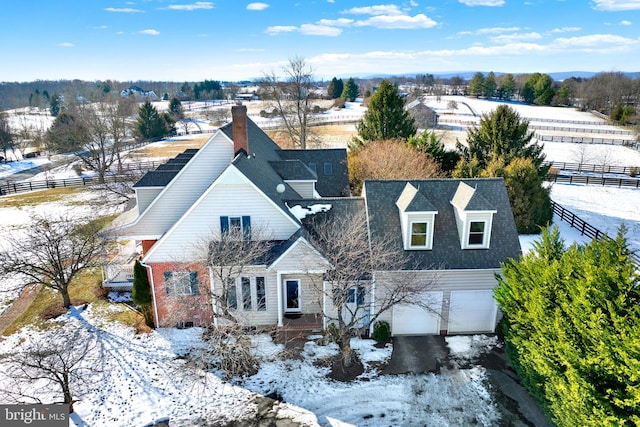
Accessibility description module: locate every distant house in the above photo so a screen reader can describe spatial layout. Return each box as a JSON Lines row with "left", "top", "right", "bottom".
{"left": 235, "top": 92, "right": 259, "bottom": 102}
{"left": 120, "top": 86, "right": 159, "bottom": 101}
{"left": 104, "top": 105, "right": 520, "bottom": 335}
{"left": 406, "top": 99, "right": 439, "bottom": 129}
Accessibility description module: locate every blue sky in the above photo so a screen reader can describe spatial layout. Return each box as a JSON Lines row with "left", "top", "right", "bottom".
{"left": 1, "top": 0, "right": 639, "bottom": 82}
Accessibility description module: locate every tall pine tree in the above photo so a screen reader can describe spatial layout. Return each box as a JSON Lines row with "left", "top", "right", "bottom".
{"left": 132, "top": 259, "right": 154, "bottom": 327}
{"left": 355, "top": 80, "right": 416, "bottom": 143}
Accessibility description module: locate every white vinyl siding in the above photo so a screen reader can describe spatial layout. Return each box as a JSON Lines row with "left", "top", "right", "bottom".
{"left": 145, "top": 178, "right": 299, "bottom": 262}
{"left": 135, "top": 188, "right": 163, "bottom": 214}
{"left": 212, "top": 268, "right": 279, "bottom": 327}
{"left": 286, "top": 181, "right": 316, "bottom": 198}
{"left": 124, "top": 132, "right": 234, "bottom": 238}
{"left": 375, "top": 269, "right": 500, "bottom": 334}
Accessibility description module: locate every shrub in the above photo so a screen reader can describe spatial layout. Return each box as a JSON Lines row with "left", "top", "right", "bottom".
{"left": 372, "top": 321, "right": 391, "bottom": 343}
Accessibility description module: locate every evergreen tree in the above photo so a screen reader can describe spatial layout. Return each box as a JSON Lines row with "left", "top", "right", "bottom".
{"left": 135, "top": 101, "right": 174, "bottom": 141}
{"left": 341, "top": 77, "right": 358, "bottom": 102}
{"left": 499, "top": 73, "right": 516, "bottom": 100}
{"left": 495, "top": 226, "right": 640, "bottom": 425}
{"left": 327, "top": 77, "right": 344, "bottom": 99}
{"left": 467, "top": 72, "right": 485, "bottom": 97}
{"left": 521, "top": 73, "right": 555, "bottom": 105}
{"left": 132, "top": 259, "right": 154, "bottom": 328}
{"left": 482, "top": 71, "right": 497, "bottom": 98}
{"left": 407, "top": 131, "right": 460, "bottom": 174}
{"left": 168, "top": 97, "right": 184, "bottom": 121}
{"left": 355, "top": 80, "right": 416, "bottom": 143}
{"left": 49, "top": 93, "right": 62, "bottom": 117}
{"left": 46, "top": 112, "right": 90, "bottom": 153}
{"left": 462, "top": 104, "right": 545, "bottom": 170}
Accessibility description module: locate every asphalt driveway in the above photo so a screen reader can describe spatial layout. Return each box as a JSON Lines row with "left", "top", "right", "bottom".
{"left": 384, "top": 335, "right": 553, "bottom": 427}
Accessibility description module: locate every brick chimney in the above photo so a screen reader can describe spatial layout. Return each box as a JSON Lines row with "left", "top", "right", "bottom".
{"left": 231, "top": 103, "right": 248, "bottom": 155}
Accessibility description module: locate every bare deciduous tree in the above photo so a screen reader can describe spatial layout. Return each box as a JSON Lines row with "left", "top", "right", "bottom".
{"left": 259, "top": 56, "right": 317, "bottom": 149}
{"left": 304, "top": 210, "right": 440, "bottom": 370}
{"left": 0, "top": 214, "right": 106, "bottom": 308}
{"left": 0, "top": 322, "right": 100, "bottom": 413}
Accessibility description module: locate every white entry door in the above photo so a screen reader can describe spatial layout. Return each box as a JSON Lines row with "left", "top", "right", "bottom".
{"left": 392, "top": 291, "right": 443, "bottom": 335}
{"left": 448, "top": 290, "right": 497, "bottom": 333}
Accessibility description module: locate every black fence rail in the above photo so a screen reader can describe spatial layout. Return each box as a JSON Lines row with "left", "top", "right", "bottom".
{"left": 551, "top": 201, "right": 640, "bottom": 266}
{"left": 0, "top": 160, "right": 163, "bottom": 197}
{"left": 530, "top": 124, "right": 634, "bottom": 135}
{"left": 545, "top": 161, "right": 639, "bottom": 176}
{"left": 547, "top": 173, "right": 640, "bottom": 188}
{"left": 534, "top": 133, "right": 638, "bottom": 147}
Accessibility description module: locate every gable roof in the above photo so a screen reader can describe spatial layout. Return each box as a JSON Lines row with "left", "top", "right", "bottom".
{"left": 396, "top": 182, "right": 438, "bottom": 212}
{"left": 364, "top": 178, "right": 521, "bottom": 270}
{"left": 133, "top": 149, "right": 198, "bottom": 188}
{"left": 451, "top": 181, "right": 494, "bottom": 212}
{"left": 269, "top": 160, "right": 317, "bottom": 181}
{"left": 278, "top": 149, "right": 350, "bottom": 197}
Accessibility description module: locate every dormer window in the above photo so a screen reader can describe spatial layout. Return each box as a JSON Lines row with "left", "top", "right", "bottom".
{"left": 450, "top": 182, "right": 496, "bottom": 250}
{"left": 411, "top": 221, "right": 429, "bottom": 247}
{"left": 396, "top": 183, "right": 438, "bottom": 251}
{"left": 468, "top": 221, "right": 486, "bottom": 245}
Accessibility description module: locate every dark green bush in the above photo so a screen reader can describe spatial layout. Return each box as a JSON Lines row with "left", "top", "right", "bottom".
{"left": 372, "top": 320, "right": 391, "bottom": 343}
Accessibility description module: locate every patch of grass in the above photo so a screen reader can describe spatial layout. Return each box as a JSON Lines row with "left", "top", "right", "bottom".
{"left": 0, "top": 187, "right": 84, "bottom": 208}
{"left": 129, "top": 134, "right": 210, "bottom": 159}
{"left": 3, "top": 268, "right": 105, "bottom": 335}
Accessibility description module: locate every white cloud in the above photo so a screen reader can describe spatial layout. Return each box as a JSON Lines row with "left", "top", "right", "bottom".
{"left": 410, "top": 0, "right": 419, "bottom": 5}
{"left": 458, "top": 0, "right": 505, "bottom": 6}
{"left": 247, "top": 2, "right": 269, "bottom": 11}
{"left": 104, "top": 7, "right": 144, "bottom": 13}
{"left": 57, "top": 42, "right": 74, "bottom": 48}
{"left": 554, "top": 33, "right": 639, "bottom": 49}
{"left": 459, "top": 26, "right": 520, "bottom": 36}
{"left": 138, "top": 29, "right": 160, "bottom": 35}
{"left": 299, "top": 24, "right": 343, "bottom": 36}
{"left": 591, "top": 0, "right": 640, "bottom": 11}
{"left": 620, "top": 20, "right": 632, "bottom": 25}
{"left": 354, "top": 13, "right": 437, "bottom": 29}
{"left": 317, "top": 18, "right": 354, "bottom": 27}
{"left": 342, "top": 5, "right": 403, "bottom": 15}
{"left": 490, "top": 32, "right": 543, "bottom": 43}
{"left": 265, "top": 25, "right": 297, "bottom": 35}
{"left": 167, "top": 2, "right": 214, "bottom": 11}
{"left": 551, "top": 26, "right": 582, "bottom": 33}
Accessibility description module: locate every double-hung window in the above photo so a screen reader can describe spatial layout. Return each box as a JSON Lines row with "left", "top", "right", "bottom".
{"left": 220, "top": 216, "right": 251, "bottom": 239}
{"left": 225, "top": 276, "right": 267, "bottom": 311}
{"left": 468, "top": 221, "right": 486, "bottom": 246}
{"left": 164, "top": 271, "right": 199, "bottom": 296}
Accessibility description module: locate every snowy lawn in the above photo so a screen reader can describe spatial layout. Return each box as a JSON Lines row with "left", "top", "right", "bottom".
{"left": 0, "top": 303, "right": 503, "bottom": 427}
{"left": 243, "top": 335, "right": 501, "bottom": 427}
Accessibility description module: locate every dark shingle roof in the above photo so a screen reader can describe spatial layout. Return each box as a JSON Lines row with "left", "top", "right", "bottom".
{"left": 269, "top": 160, "right": 317, "bottom": 181}
{"left": 364, "top": 178, "right": 521, "bottom": 270}
{"left": 133, "top": 149, "right": 198, "bottom": 188}
{"left": 278, "top": 149, "right": 350, "bottom": 197}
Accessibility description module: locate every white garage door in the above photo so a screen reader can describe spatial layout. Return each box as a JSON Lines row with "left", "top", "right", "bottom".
{"left": 392, "top": 291, "right": 443, "bottom": 335}
{"left": 448, "top": 290, "right": 497, "bottom": 333}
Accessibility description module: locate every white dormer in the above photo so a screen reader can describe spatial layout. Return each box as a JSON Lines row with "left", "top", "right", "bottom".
{"left": 450, "top": 182, "right": 496, "bottom": 249}
{"left": 396, "top": 183, "right": 438, "bottom": 250}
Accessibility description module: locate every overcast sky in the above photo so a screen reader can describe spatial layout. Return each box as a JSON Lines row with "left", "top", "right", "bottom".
{"left": 2, "top": 0, "right": 639, "bottom": 82}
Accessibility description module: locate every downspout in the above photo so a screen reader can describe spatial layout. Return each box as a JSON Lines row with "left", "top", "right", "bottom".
{"left": 209, "top": 267, "right": 218, "bottom": 328}
{"left": 276, "top": 271, "right": 283, "bottom": 327}
{"left": 139, "top": 259, "right": 159, "bottom": 328}
{"left": 363, "top": 182, "right": 376, "bottom": 337}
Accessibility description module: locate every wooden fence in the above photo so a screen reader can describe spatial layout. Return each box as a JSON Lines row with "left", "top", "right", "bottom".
{"left": 545, "top": 161, "right": 639, "bottom": 176}
{"left": 0, "top": 160, "right": 163, "bottom": 197}
{"left": 534, "top": 133, "right": 637, "bottom": 147}
{"left": 551, "top": 201, "right": 640, "bottom": 266}
{"left": 547, "top": 173, "right": 640, "bottom": 188}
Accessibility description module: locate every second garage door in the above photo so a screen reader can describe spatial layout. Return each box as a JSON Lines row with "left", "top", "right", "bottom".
{"left": 448, "top": 290, "right": 497, "bottom": 333}
{"left": 392, "top": 291, "right": 443, "bottom": 335}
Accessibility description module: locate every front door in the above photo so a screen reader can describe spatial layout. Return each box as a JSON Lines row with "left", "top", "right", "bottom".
{"left": 285, "top": 279, "right": 301, "bottom": 312}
